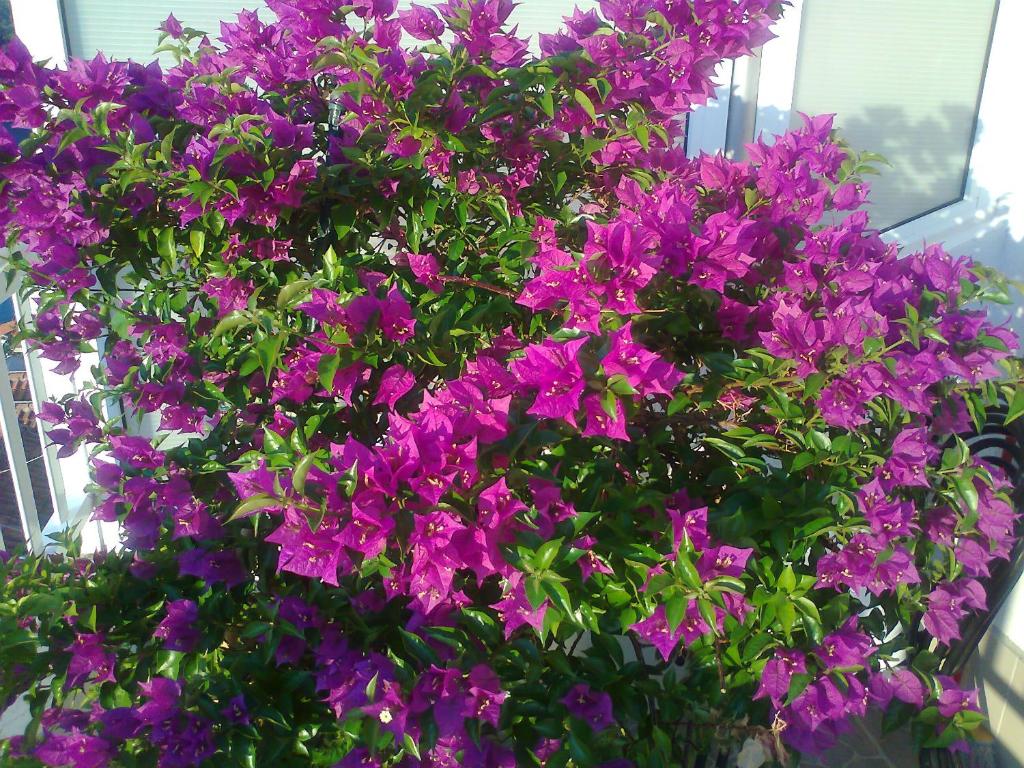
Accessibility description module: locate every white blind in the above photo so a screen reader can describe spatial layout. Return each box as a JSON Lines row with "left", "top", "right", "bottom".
{"left": 62, "top": 0, "right": 271, "bottom": 61}
{"left": 789, "top": 0, "right": 997, "bottom": 230}
{"left": 62, "top": 0, "right": 593, "bottom": 62}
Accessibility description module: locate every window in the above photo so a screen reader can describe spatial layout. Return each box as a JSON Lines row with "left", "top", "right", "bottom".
{"left": 0, "top": 297, "right": 58, "bottom": 550}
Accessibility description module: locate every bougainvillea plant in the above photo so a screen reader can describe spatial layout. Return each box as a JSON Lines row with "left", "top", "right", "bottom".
{"left": 0, "top": 0, "right": 1022, "bottom": 766}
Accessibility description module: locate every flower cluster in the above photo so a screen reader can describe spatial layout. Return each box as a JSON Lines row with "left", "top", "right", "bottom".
{"left": 0, "top": 0, "right": 1021, "bottom": 766}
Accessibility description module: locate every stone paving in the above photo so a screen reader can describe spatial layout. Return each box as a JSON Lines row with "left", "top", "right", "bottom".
{"left": 798, "top": 712, "right": 998, "bottom": 768}
{"left": 799, "top": 714, "right": 918, "bottom": 768}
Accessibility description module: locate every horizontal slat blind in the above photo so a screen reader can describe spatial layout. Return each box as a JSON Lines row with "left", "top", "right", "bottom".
{"left": 789, "top": 0, "right": 997, "bottom": 230}
{"left": 62, "top": 0, "right": 594, "bottom": 62}
{"left": 62, "top": 0, "right": 271, "bottom": 61}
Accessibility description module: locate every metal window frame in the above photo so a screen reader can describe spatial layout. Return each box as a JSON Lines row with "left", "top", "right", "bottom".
{"left": 0, "top": 277, "right": 45, "bottom": 552}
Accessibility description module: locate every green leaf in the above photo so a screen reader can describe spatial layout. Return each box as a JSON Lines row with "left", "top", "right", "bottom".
{"left": 541, "top": 578, "right": 574, "bottom": 619}
{"left": 422, "top": 197, "right": 440, "bottom": 230}
{"left": 807, "top": 429, "right": 831, "bottom": 451}
{"left": 696, "top": 598, "right": 718, "bottom": 635}
{"left": 317, "top": 353, "right": 341, "bottom": 392}
{"left": 157, "top": 227, "right": 176, "bottom": 260}
{"left": 1005, "top": 387, "right": 1024, "bottom": 425}
{"left": 665, "top": 594, "right": 687, "bottom": 632}
{"left": 257, "top": 333, "right": 286, "bottom": 379}
{"left": 533, "top": 538, "right": 563, "bottom": 572}
{"left": 403, "top": 733, "right": 421, "bottom": 761}
{"left": 400, "top": 628, "right": 441, "bottom": 667}
{"left": 155, "top": 650, "right": 183, "bottom": 677}
{"left": 17, "top": 593, "right": 63, "bottom": 619}
{"left": 954, "top": 473, "right": 979, "bottom": 515}
{"left": 277, "top": 279, "right": 314, "bottom": 309}
{"left": 791, "top": 452, "right": 815, "bottom": 472}
{"left": 538, "top": 90, "right": 555, "bottom": 119}
{"left": 241, "top": 621, "right": 271, "bottom": 639}
{"left": 291, "top": 453, "right": 317, "bottom": 495}
{"left": 573, "top": 89, "right": 598, "bottom": 123}
{"left": 800, "top": 612, "right": 823, "bottom": 644}
{"left": 524, "top": 576, "right": 546, "bottom": 610}
{"left": 777, "top": 599, "right": 797, "bottom": 639}
{"left": 189, "top": 230, "right": 206, "bottom": 257}
{"left": 777, "top": 565, "right": 796, "bottom": 593}
{"left": 486, "top": 197, "right": 512, "bottom": 228}
{"left": 703, "top": 437, "right": 745, "bottom": 460}
{"left": 212, "top": 311, "right": 250, "bottom": 337}
{"left": 674, "top": 551, "right": 702, "bottom": 591}
{"left": 553, "top": 170, "right": 568, "bottom": 196}
{"left": 79, "top": 604, "right": 97, "bottom": 632}
{"left": 607, "top": 374, "right": 639, "bottom": 396}
{"left": 600, "top": 389, "right": 618, "bottom": 419}
{"left": 228, "top": 494, "right": 280, "bottom": 522}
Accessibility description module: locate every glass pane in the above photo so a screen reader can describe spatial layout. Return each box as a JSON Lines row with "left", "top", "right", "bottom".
{"left": 789, "top": 0, "right": 996, "bottom": 230}
{"left": 0, "top": 299, "right": 56, "bottom": 548}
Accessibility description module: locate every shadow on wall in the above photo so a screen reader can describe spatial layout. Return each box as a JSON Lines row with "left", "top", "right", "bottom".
{"left": 966, "top": 629, "right": 1024, "bottom": 768}
{"left": 840, "top": 105, "right": 1024, "bottom": 337}
{"left": 838, "top": 103, "right": 987, "bottom": 229}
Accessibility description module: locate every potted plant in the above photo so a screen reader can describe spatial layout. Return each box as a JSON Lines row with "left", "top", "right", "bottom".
{"left": 0, "top": 1, "right": 1020, "bottom": 766}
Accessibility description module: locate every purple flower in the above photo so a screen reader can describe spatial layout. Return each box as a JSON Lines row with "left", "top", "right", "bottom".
{"left": 108, "top": 435, "right": 163, "bottom": 470}
{"left": 665, "top": 493, "right": 710, "bottom": 551}
{"left": 562, "top": 684, "right": 615, "bottom": 731}
{"left": 759, "top": 300, "right": 824, "bottom": 377}
{"left": 890, "top": 669, "right": 927, "bottom": 707}
{"left": 923, "top": 583, "right": 967, "bottom": 646}
{"left": 336, "top": 749, "right": 381, "bottom": 767}
{"left": 466, "top": 664, "right": 508, "bottom": 727}
{"left": 937, "top": 677, "right": 980, "bottom": 718}
{"left": 879, "top": 428, "right": 936, "bottom": 490}
{"left": 228, "top": 460, "right": 277, "bottom": 501}
{"left": 373, "top": 365, "right": 416, "bottom": 410}
{"left": 630, "top": 605, "right": 684, "bottom": 661}
{"left": 510, "top": 337, "right": 588, "bottom": 423}
{"left": 266, "top": 511, "right": 347, "bottom": 586}
{"left": 65, "top": 633, "right": 116, "bottom": 690}
{"left": 158, "top": 14, "right": 184, "bottom": 39}
{"left": 201, "top": 276, "right": 251, "bottom": 317}
{"left": 493, "top": 575, "right": 548, "bottom": 639}
{"left": 34, "top": 732, "right": 112, "bottom": 768}
{"left": 177, "top": 548, "right": 248, "bottom": 588}
{"left": 221, "top": 694, "right": 250, "bottom": 725}
{"left": 813, "top": 620, "right": 873, "bottom": 671}
{"left": 407, "top": 251, "right": 444, "bottom": 292}
{"left": 601, "top": 323, "right": 683, "bottom": 397}
{"left": 789, "top": 676, "right": 846, "bottom": 733}
{"left": 297, "top": 288, "right": 347, "bottom": 326}
{"left": 361, "top": 680, "right": 409, "bottom": 738}
{"left": 137, "top": 678, "right": 181, "bottom": 724}
{"left": 697, "top": 545, "right": 752, "bottom": 580}
{"left": 581, "top": 392, "right": 628, "bottom": 440}
{"left": 754, "top": 650, "right": 806, "bottom": 706}
{"left": 153, "top": 599, "right": 200, "bottom": 652}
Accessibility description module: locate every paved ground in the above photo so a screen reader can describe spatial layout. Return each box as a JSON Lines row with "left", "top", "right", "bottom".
{"left": 798, "top": 714, "right": 917, "bottom": 768}
{"left": 799, "top": 712, "right": 998, "bottom": 768}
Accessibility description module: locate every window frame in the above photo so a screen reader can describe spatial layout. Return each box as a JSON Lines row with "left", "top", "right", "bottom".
{"left": 741, "top": 0, "right": 1006, "bottom": 249}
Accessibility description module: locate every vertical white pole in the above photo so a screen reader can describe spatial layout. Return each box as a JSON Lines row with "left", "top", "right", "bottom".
{"left": 750, "top": 0, "right": 805, "bottom": 143}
